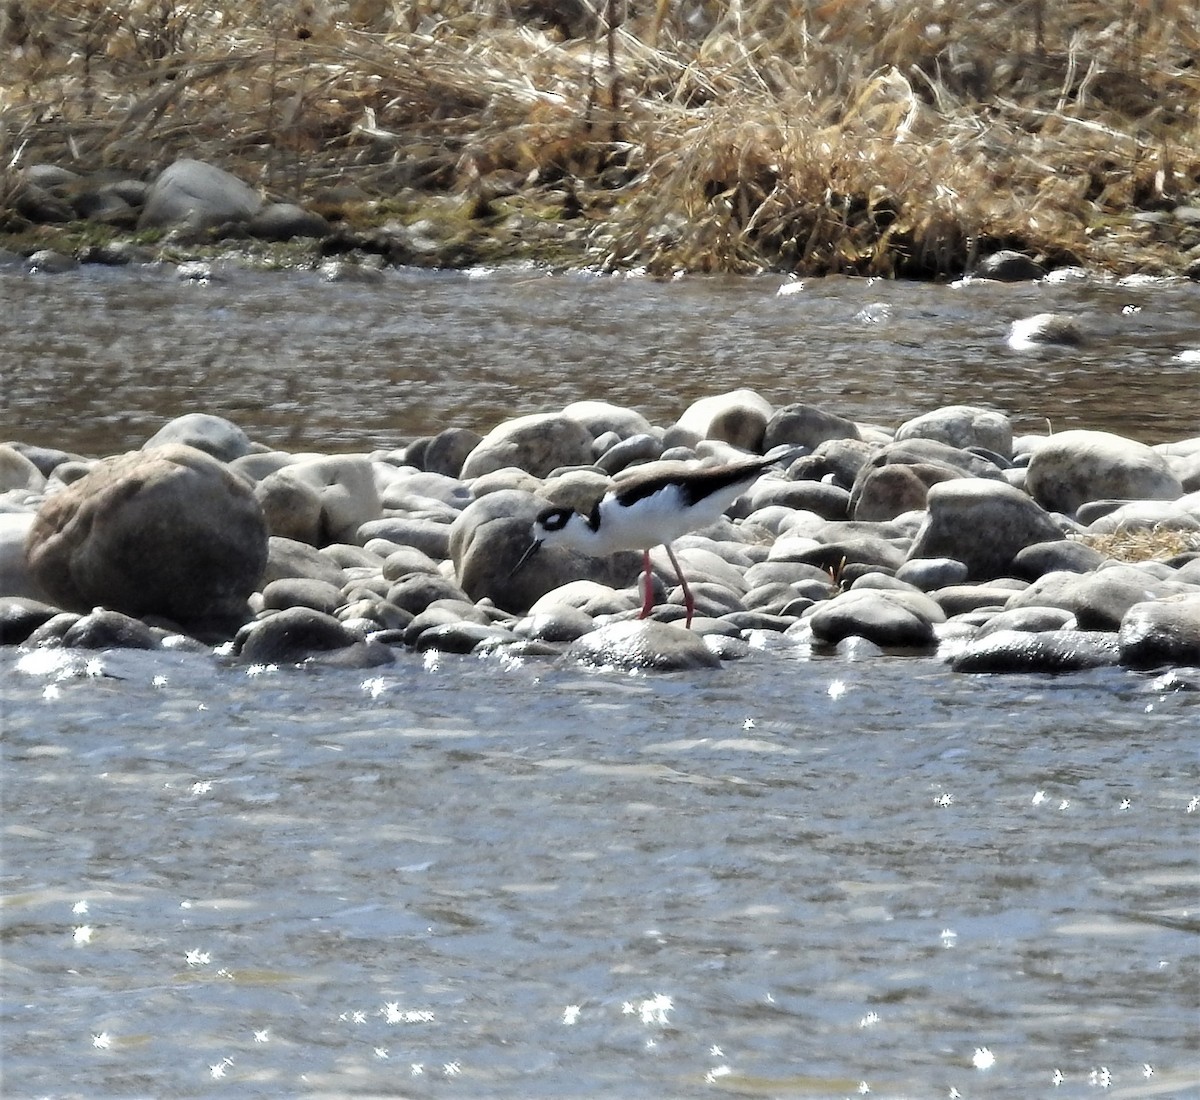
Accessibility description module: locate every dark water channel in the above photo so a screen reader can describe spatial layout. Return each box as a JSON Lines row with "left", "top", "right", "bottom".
{"left": 1, "top": 266, "right": 1199, "bottom": 1098}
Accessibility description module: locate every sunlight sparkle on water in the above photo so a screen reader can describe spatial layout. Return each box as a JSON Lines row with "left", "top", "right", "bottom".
{"left": 92, "top": 1032, "right": 112, "bottom": 1049}
{"left": 185, "top": 948, "right": 211, "bottom": 967}
{"left": 972, "top": 1047, "right": 995, "bottom": 1070}
{"left": 562, "top": 1005, "right": 581, "bottom": 1025}
{"left": 827, "top": 678, "right": 847, "bottom": 700}
{"left": 72, "top": 899, "right": 88, "bottom": 915}
{"left": 72, "top": 924, "right": 93, "bottom": 944}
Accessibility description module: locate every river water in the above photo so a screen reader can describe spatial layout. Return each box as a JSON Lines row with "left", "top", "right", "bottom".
{"left": 2, "top": 265, "right": 1199, "bottom": 1098}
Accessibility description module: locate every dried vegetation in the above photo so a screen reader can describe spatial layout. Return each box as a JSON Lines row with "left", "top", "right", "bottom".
{"left": 3, "top": 0, "right": 1199, "bottom": 275}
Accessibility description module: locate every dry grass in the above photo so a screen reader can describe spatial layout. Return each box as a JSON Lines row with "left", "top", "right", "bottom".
{"left": 1075, "top": 526, "right": 1200, "bottom": 563}
{"left": 2, "top": 0, "right": 1199, "bottom": 275}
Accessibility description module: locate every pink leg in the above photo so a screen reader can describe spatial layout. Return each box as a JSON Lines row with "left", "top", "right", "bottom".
{"left": 638, "top": 548, "right": 655, "bottom": 619}
{"left": 664, "top": 542, "right": 694, "bottom": 628}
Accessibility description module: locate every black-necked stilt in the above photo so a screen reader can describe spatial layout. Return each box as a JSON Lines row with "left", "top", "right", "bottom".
{"left": 512, "top": 456, "right": 774, "bottom": 628}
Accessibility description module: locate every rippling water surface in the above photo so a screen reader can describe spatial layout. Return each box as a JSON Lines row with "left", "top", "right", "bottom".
{"left": 2, "top": 266, "right": 1199, "bottom": 1098}
{"left": 3, "top": 646, "right": 1198, "bottom": 1099}
{"left": 3, "top": 265, "right": 1199, "bottom": 455}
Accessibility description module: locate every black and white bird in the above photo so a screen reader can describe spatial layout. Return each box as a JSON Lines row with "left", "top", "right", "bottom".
{"left": 512, "top": 456, "right": 774, "bottom": 627}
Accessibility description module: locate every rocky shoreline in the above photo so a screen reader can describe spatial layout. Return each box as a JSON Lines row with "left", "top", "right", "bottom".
{"left": 7, "top": 156, "right": 1200, "bottom": 281}
{"left": 3, "top": 393, "right": 1199, "bottom": 677}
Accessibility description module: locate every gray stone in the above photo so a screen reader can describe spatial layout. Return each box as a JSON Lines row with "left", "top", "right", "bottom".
{"left": 762, "top": 403, "right": 861, "bottom": 450}
{"left": 562, "top": 400, "right": 653, "bottom": 440}
{"left": 413, "top": 621, "right": 519, "bottom": 654}
{"left": 1005, "top": 567, "right": 1173, "bottom": 631}
{"left": 673, "top": 389, "right": 772, "bottom": 451}
{"left": 0, "top": 596, "right": 62, "bottom": 646}
{"left": 895, "top": 557, "right": 968, "bottom": 591}
{"left": 1118, "top": 594, "right": 1200, "bottom": 668}
{"left": 237, "top": 606, "right": 357, "bottom": 663}
{"left": 1026, "top": 430, "right": 1183, "bottom": 514}
{"left": 976, "top": 606, "right": 1077, "bottom": 636}
{"left": 1013, "top": 539, "right": 1107, "bottom": 579}
{"left": 744, "top": 479, "right": 850, "bottom": 521}
{"left": 950, "top": 629, "right": 1119, "bottom": 673}
{"left": 139, "top": 158, "right": 263, "bottom": 231}
{"left": 807, "top": 590, "right": 938, "bottom": 648}
{"left": 61, "top": 608, "right": 160, "bottom": 650}
{"left": 262, "top": 536, "right": 347, "bottom": 587}
{"left": 0, "top": 445, "right": 47, "bottom": 493}
{"left": 973, "top": 250, "right": 1045, "bottom": 281}
{"left": 906, "top": 478, "right": 1063, "bottom": 580}
{"left": 247, "top": 202, "right": 330, "bottom": 241}
{"left": 596, "top": 433, "right": 664, "bottom": 475}
{"left": 261, "top": 577, "right": 344, "bottom": 615}
{"left": 460, "top": 413, "right": 594, "bottom": 479}
{"left": 567, "top": 620, "right": 722, "bottom": 671}
{"left": 358, "top": 516, "right": 452, "bottom": 561}
{"left": 895, "top": 405, "right": 1013, "bottom": 460}
{"left": 386, "top": 574, "right": 470, "bottom": 615}
{"left": 143, "top": 413, "right": 253, "bottom": 463}
{"left": 423, "top": 427, "right": 483, "bottom": 477}
{"left": 851, "top": 461, "right": 962, "bottom": 521}
{"left": 254, "top": 469, "right": 323, "bottom": 544}
{"left": 25, "top": 445, "right": 266, "bottom": 634}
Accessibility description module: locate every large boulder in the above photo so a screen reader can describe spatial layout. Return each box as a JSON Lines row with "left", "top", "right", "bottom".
{"left": 906, "top": 479, "right": 1063, "bottom": 581}
{"left": 1025, "top": 430, "right": 1183, "bottom": 515}
{"left": 138, "top": 158, "right": 263, "bottom": 231}
{"left": 460, "top": 413, "right": 594, "bottom": 479}
{"left": 25, "top": 444, "right": 267, "bottom": 634}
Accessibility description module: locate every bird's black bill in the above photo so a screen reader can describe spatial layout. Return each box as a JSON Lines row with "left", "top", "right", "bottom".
{"left": 508, "top": 539, "right": 543, "bottom": 578}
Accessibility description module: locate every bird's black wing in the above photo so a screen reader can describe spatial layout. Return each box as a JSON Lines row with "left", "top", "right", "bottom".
{"left": 612, "top": 458, "right": 772, "bottom": 509}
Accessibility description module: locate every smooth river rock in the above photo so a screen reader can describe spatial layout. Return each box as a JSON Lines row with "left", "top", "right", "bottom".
{"left": 567, "top": 620, "right": 722, "bottom": 671}
{"left": 25, "top": 444, "right": 267, "bottom": 634}
{"left": 1025, "top": 430, "right": 1184, "bottom": 515}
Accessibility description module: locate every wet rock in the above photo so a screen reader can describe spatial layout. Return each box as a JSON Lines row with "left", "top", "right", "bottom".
{"left": 26, "top": 445, "right": 266, "bottom": 634}
{"left": 950, "top": 629, "right": 1120, "bottom": 673}
{"left": 1118, "top": 594, "right": 1200, "bottom": 668}
{"left": 139, "top": 158, "right": 263, "bottom": 231}
{"left": 931, "top": 583, "right": 1026, "bottom": 616}
{"left": 26, "top": 250, "right": 78, "bottom": 274}
{"left": 61, "top": 608, "right": 160, "bottom": 650}
{"left": 460, "top": 413, "right": 594, "bottom": 479}
{"left": 1025, "top": 430, "right": 1183, "bottom": 515}
{"left": 807, "top": 590, "right": 938, "bottom": 648}
{"left": 143, "top": 413, "right": 253, "bottom": 463}
{"left": 672, "top": 389, "right": 772, "bottom": 451}
{"left": 22, "top": 611, "right": 83, "bottom": 648}
{"left": 567, "top": 620, "right": 722, "bottom": 671}
{"left": 237, "top": 606, "right": 359, "bottom": 663}
{"left": 1084, "top": 497, "right": 1200, "bottom": 535}
{"left": 762, "top": 403, "right": 861, "bottom": 451}
{"left": 906, "top": 479, "right": 1063, "bottom": 580}
{"left": 0, "top": 597, "right": 63, "bottom": 646}
{"left": 413, "top": 621, "right": 519, "bottom": 653}
{"left": 514, "top": 606, "right": 597, "bottom": 642}
{"left": 896, "top": 405, "right": 1013, "bottom": 460}
{"left": 1007, "top": 312, "right": 1084, "bottom": 348}
{"left": 973, "top": 250, "right": 1045, "bottom": 281}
